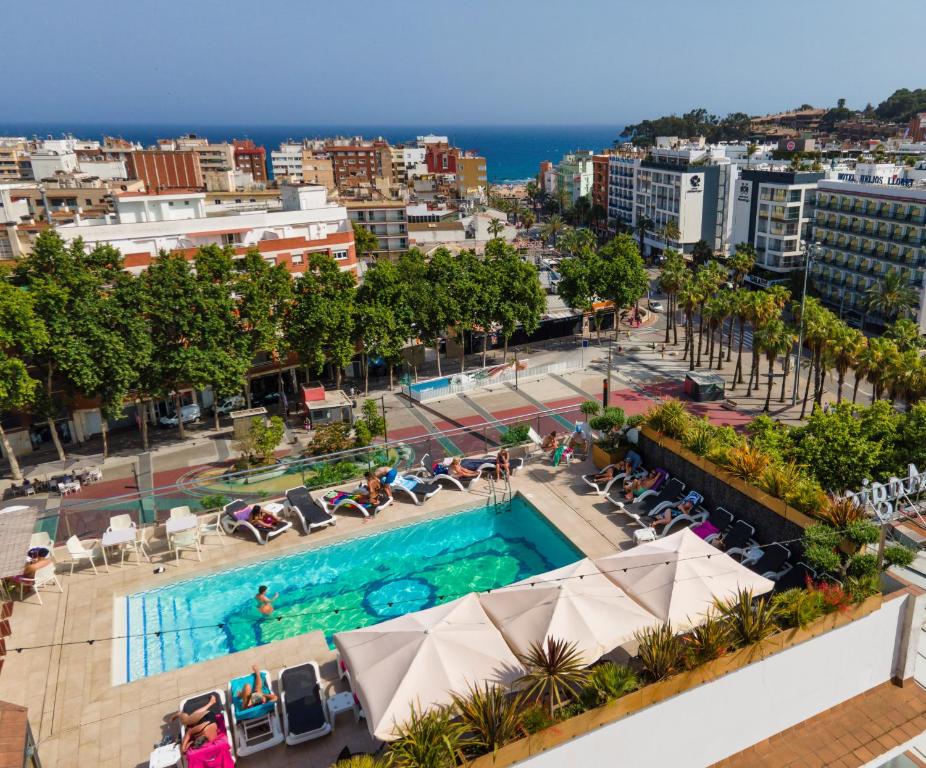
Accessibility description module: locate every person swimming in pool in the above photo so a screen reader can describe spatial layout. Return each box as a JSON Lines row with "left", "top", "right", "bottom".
{"left": 236, "top": 665, "right": 279, "bottom": 709}
{"left": 255, "top": 584, "right": 278, "bottom": 615}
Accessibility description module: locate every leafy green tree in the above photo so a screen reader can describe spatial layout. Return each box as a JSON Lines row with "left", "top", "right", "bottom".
{"left": 355, "top": 258, "right": 411, "bottom": 391}
{"left": 351, "top": 222, "right": 379, "bottom": 258}
{"left": 598, "top": 234, "right": 649, "bottom": 341}
{"left": 0, "top": 270, "right": 48, "bottom": 479}
{"left": 791, "top": 403, "right": 881, "bottom": 491}
{"left": 194, "top": 245, "right": 251, "bottom": 429}
{"left": 558, "top": 249, "right": 606, "bottom": 341}
{"left": 141, "top": 251, "right": 213, "bottom": 439}
{"left": 285, "top": 253, "right": 356, "bottom": 388}
{"left": 235, "top": 249, "right": 294, "bottom": 407}
{"left": 18, "top": 231, "right": 120, "bottom": 458}
{"left": 487, "top": 240, "right": 545, "bottom": 361}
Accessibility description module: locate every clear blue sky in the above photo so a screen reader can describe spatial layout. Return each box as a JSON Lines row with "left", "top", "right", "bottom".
{"left": 4, "top": 0, "right": 922, "bottom": 126}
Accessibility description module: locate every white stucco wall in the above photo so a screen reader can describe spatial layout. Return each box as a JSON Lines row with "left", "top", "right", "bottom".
{"left": 519, "top": 594, "right": 911, "bottom": 768}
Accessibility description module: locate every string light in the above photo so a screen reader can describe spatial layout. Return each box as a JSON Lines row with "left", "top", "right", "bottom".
{"left": 5, "top": 526, "right": 837, "bottom": 655}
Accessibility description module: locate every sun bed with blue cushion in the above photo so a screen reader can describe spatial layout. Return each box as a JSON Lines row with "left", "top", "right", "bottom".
{"left": 227, "top": 670, "right": 283, "bottom": 756}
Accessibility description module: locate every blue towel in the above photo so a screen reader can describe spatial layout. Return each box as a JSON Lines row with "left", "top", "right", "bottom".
{"left": 230, "top": 672, "right": 276, "bottom": 721}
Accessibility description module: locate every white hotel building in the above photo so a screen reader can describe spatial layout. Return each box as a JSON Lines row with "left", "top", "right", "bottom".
{"left": 55, "top": 183, "right": 358, "bottom": 275}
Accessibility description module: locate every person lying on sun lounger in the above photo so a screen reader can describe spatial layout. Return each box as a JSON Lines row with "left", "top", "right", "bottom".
{"left": 358, "top": 472, "right": 390, "bottom": 507}
{"left": 651, "top": 491, "right": 703, "bottom": 529}
{"left": 235, "top": 665, "right": 279, "bottom": 710}
{"left": 623, "top": 469, "right": 661, "bottom": 500}
{"left": 172, "top": 694, "right": 222, "bottom": 753}
{"left": 592, "top": 465, "right": 616, "bottom": 484}
{"left": 251, "top": 506, "right": 285, "bottom": 531}
{"left": 449, "top": 457, "right": 479, "bottom": 479}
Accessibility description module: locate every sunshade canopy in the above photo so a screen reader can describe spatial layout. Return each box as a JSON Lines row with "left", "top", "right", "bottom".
{"left": 479, "top": 558, "right": 660, "bottom": 665}
{"left": 333, "top": 593, "right": 524, "bottom": 741}
{"left": 595, "top": 529, "right": 775, "bottom": 631}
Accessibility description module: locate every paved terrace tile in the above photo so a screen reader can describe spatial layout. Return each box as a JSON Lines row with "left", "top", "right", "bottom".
{"left": 0, "top": 456, "right": 636, "bottom": 768}
{"left": 711, "top": 681, "right": 926, "bottom": 768}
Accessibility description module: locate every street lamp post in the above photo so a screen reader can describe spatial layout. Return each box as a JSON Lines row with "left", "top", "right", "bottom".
{"left": 791, "top": 242, "right": 820, "bottom": 406}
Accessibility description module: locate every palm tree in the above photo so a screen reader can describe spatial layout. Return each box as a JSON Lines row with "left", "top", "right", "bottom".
{"left": 864, "top": 271, "right": 918, "bottom": 327}
{"left": 517, "top": 637, "right": 588, "bottom": 719}
{"left": 451, "top": 684, "right": 524, "bottom": 755}
{"left": 729, "top": 243, "right": 756, "bottom": 288}
{"left": 542, "top": 214, "right": 565, "bottom": 248}
{"left": 488, "top": 218, "right": 504, "bottom": 239}
{"left": 662, "top": 220, "right": 681, "bottom": 247}
{"left": 636, "top": 215, "right": 654, "bottom": 262}
{"left": 729, "top": 291, "right": 753, "bottom": 390}
{"left": 830, "top": 325, "right": 864, "bottom": 403}
{"left": 746, "top": 142, "right": 759, "bottom": 168}
{"left": 864, "top": 337, "right": 896, "bottom": 403}
{"left": 748, "top": 291, "right": 783, "bottom": 397}
{"left": 852, "top": 338, "right": 873, "bottom": 404}
{"left": 797, "top": 301, "right": 831, "bottom": 418}
{"left": 677, "top": 279, "right": 700, "bottom": 371}
{"left": 755, "top": 318, "right": 792, "bottom": 413}
{"left": 885, "top": 317, "right": 923, "bottom": 352}
{"left": 658, "top": 250, "right": 685, "bottom": 345}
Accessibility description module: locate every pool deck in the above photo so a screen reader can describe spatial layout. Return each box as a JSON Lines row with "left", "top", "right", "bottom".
{"left": 0, "top": 455, "right": 636, "bottom": 768}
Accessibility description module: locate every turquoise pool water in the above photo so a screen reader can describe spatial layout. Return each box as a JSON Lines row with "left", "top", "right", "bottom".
{"left": 124, "top": 497, "right": 581, "bottom": 681}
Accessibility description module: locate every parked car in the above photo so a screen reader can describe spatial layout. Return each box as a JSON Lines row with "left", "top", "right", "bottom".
{"left": 649, "top": 300, "right": 664, "bottom": 312}
{"left": 215, "top": 395, "right": 246, "bottom": 416}
{"left": 159, "top": 403, "right": 201, "bottom": 428}
{"left": 260, "top": 391, "right": 282, "bottom": 405}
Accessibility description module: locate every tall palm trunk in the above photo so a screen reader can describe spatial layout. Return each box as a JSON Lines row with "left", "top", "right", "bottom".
{"left": 799, "top": 348, "right": 816, "bottom": 419}
{"left": 672, "top": 294, "right": 679, "bottom": 345}
{"left": 696, "top": 312, "right": 704, "bottom": 368}
{"left": 779, "top": 354, "right": 791, "bottom": 403}
{"left": 836, "top": 370, "right": 845, "bottom": 403}
{"left": 687, "top": 312, "right": 695, "bottom": 371}
{"left": 852, "top": 373, "right": 863, "bottom": 403}
{"left": 726, "top": 317, "right": 734, "bottom": 362}
{"left": 764, "top": 355, "right": 775, "bottom": 412}
{"left": 732, "top": 318, "right": 746, "bottom": 389}
{"left": 363, "top": 352, "right": 370, "bottom": 396}
{"left": 0, "top": 424, "right": 22, "bottom": 481}
{"left": 746, "top": 349, "right": 757, "bottom": 396}
{"left": 664, "top": 300, "right": 672, "bottom": 345}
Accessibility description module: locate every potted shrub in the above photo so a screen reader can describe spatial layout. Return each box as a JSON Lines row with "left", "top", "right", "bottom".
{"left": 500, "top": 422, "right": 533, "bottom": 460}
{"left": 586, "top": 404, "right": 628, "bottom": 468}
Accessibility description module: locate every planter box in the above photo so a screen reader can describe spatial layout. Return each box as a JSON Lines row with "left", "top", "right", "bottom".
{"left": 242, "top": 463, "right": 287, "bottom": 484}
{"left": 465, "top": 593, "right": 883, "bottom": 768}
{"left": 592, "top": 443, "right": 627, "bottom": 469}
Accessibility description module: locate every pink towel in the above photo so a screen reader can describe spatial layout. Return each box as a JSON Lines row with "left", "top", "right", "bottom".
{"left": 692, "top": 520, "right": 720, "bottom": 540}
{"left": 186, "top": 733, "right": 234, "bottom": 768}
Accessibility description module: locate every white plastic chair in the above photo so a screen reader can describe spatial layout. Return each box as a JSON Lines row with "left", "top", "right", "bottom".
{"left": 66, "top": 535, "right": 101, "bottom": 575}
{"left": 29, "top": 532, "right": 55, "bottom": 561}
{"left": 18, "top": 564, "right": 62, "bottom": 605}
{"left": 169, "top": 505, "right": 193, "bottom": 519}
{"left": 107, "top": 514, "right": 136, "bottom": 532}
{"left": 171, "top": 528, "right": 202, "bottom": 563}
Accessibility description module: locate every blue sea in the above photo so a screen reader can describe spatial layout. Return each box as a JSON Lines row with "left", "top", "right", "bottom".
{"left": 0, "top": 122, "right": 624, "bottom": 183}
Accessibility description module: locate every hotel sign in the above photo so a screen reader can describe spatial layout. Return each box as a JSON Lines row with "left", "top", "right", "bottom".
{"left": 846, "top": 463, "right": 926, "bottom": 521}
{"left": 836, "top": 173, "right": 914, "bottom": 188}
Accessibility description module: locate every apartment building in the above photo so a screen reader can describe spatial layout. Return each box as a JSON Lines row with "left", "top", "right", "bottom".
{"left": 607, "top": 154, "right": 640, "bottom": 228}
{"left": 0, "top": 139, "right": 29, "bottom": 181}
{"left": 173, "top": 136, "right": 235, "bottom": 175}
{"left": 556, "top": 151, "right": 594, "bottom": 206}
{"left": 233, "top": 140, "right": 268, "bottom": 184}
{"left": 347, "top": 199, "right": 408, "bottom": 259}
{"left": 271, "top": 142, "right": 304, "bottom": 181}
{"left": 538, "top": 160, "right": 556, "bottom": 196}
{"left": 730, "top": 169, "right": 823, "bottom": 273}
{"left": 425, "top": 142, "right": 458, "bottom": 175}
{"left": 326, "top": 140, "right": 384, "bottom": 190}
{"left": 455, "top": 154, "right": 488, "bottom": 200}
{"left": 126, "top": 150, "right": 203, "bottom": 193}
{"left": 810, "top": 167, "right": 926, "bottom": 329}
{"left": 592, "top": 153, "right": 610, "bottom": 214}
{"left": 301, "top": 153, "right": 335, "bottom": 190}
{"left": 55, "top": 183, "right": 357, "bottom": 276}
{"left": 29, "top": 149, "right": 80, "bottom": 181}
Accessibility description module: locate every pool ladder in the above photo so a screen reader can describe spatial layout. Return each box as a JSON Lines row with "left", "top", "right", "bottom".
{"left": 486, "top": 472, "right": 513, "bottom": 512}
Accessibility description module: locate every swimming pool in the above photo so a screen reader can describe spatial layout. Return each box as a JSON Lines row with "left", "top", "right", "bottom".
{"left": 122, "top": 497, "right": 581, "bottom": 681}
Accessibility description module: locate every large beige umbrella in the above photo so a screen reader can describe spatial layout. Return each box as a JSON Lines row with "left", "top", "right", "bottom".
{"left": 479, "top": 558, "right": 660, "bottom": 665}
{"left": 333, "top": 593, "right": 524, "bottom": 741}
{"left": 595, "top": 528, "right": 774, "bottom": 631}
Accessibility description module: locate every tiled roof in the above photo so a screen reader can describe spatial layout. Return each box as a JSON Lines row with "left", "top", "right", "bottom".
{"left": 0, "top": 700, "right": 29, "bottom": 768}
{"left": 713, "top": 681, "right": 926, "bottom": 768}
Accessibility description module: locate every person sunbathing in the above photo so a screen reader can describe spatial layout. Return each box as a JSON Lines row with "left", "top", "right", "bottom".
{"left": 358, "top": 472, "right": 390, "bottom": 507}
{"left": 19, "top": 550, "right": 53, "bottom": 580}
{"left": 651, "top": 492, "right": 701, "bottom": 529}
{"left": 172, "top": 694, "right": 222, "bottom": 753}
{"left": 592, "top": 465, "right": 615, "bottom": 484}
{"left": 251, "top": 506, "right": 284, "bottom": 531}
{"left": 623, "top": 470, "right": 660, "bottom": 501}
{"left": 541, "top": 431, "right": 561, "bottom": 453}
{"left": 236, "top": 665, "right": 278, "bottom": 710}
{"left": 449, "top": 457, "right": 479, "bottom": 479}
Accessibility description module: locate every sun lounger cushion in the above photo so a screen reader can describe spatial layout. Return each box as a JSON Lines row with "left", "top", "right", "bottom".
{"left": 394, "top": 475, "right": 440, "bottom": 495}
{"left": 234, "top": 506, "right": 253, "bottom": 521}
{"left": 231, "top": 672, "right": 276, "bottom": 721}
{"left": 281, "top": 664, "right": 327, "bottom": 736}
{"left": 186, "top": 733, "right": 234, "bottom": 768}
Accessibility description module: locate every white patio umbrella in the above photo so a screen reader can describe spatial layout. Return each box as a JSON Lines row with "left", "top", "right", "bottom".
{"left": 595, "top": 528, "right": 775, "bottom": 631}
{"left": 333, "top": 593, "right": 524, "bottom": 741}
{"left": 479, "top": 558, "right": 660, "bottom": 665}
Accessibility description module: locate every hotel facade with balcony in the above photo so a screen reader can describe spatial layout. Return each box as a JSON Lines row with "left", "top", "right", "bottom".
{"left": 730, "top": 169, "right": 823, "bottom": 275}
{"left": 810, "top": 174, "right": 926, "bottom": 329}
